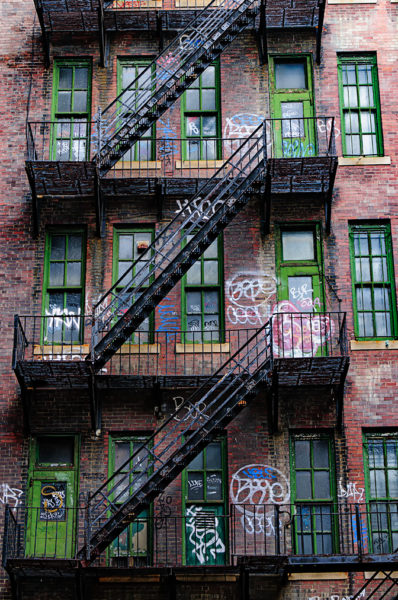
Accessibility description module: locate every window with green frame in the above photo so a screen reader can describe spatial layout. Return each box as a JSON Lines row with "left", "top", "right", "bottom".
{"left": 51, "top": 60, "right": 92, "bottom": 161}
{"left": 337, "top": 54, "right": 383, "bottom": 156}
{"left": 183, "top": 439, "right": 227, "bottom": 565}
{"left": 108, "top": 435, "right": 152, "bottom": 566}
{"left": 364, "top": 433, "right": 398, "bottom": 554}
{"left": 182, "top": 62, "right": 221, "bottom": 160}
{"left": 113, "top": 227, "right": 154, "bottom": 343}
{"left": 182, "top": 234, "right": 224, "bottom": 342}
{"left": 117, "top": 59, "right": 155, "bottom": 162}
{"left": 42, "top": 230, "right": 85, "bottom": 344}
{"left": 290, "top": 434, "right": 338, "bottom": 555}
{"left": 349, "top": 223, "right": 397, "bottom": 339}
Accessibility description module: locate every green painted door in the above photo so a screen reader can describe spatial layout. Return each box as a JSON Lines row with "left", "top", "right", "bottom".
{"left": 26, "top": 436, "right": 78, "bottom": 558}
{"left": 185, "top": 504, "right": 226, "bottom": 566}
{"left": 270, "top": 57, "right": 316, "bottom": 158}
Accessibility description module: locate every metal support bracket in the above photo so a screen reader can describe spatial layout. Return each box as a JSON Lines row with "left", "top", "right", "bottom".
{"left": 256, "top": 0, "right": 267, "bottom": 65}
{"left": 157, "top": 12, "right": 164, "bottom": 53}
{"left": 336, "top": 358, "right": 349, "bottom": 432}
{"left": 25, "top": 166, "right": 40, "bottom": 238}
{"left": 98, "top": 1, "right": 109, "bottom": 68}
{"left": 269, "top": 368, "right": 279, "bottom": 433}
{"left": 156, "top": 180, "right": 165, "bottom": 222}
{"left": 316, "top": 0, "right": 326, "bottom": 65}
{"left": 89, "top": 373, "right": 102, "bottom": 434}
{"left": 261, "top": 161, "right": 272, "bottom": 236}
{"left": 240, "top": 565, "right": 250, "bottom": 600}
{"left": 325, "top": 157, "right": 338, "bottom": 235}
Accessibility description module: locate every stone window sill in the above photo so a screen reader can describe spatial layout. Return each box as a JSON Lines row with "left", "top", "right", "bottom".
{"left": 175, "top": 160, "right": 226, "bottom": 169}
{"left": 338, "top": 156, "right": 391, "bottom": 166}
{"left": 114, "top": 161, "right": 162, "bottom": 170}
{"left": 175, "top": 342, "right": 230, "bottom": 353}
{"left": 351, "top": 340, "right": 398, "bottom": 350}
{"left": 289, "top": 572, "right": 348, "bottom": 581}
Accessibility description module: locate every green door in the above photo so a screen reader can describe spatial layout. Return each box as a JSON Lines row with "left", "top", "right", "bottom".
{"left": 185, "top": 504, "right": 226, "bottom": 566}
{"left": 26, "top": 436, "right": 78, "bottom": 558}
{"left": 274, "top": 227, "right": 331, "bottom": 358}
{"left": 270, "top": 56, "right": 316, "bottom": 158}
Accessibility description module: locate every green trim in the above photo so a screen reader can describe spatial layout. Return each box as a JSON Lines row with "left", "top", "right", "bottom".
{"left": 337, "top": 54, "right": 383, "bottom": 157}
{"left": 117, "top": 58, "right": 156, "bottom": 161}
{"left": 181, "top": 436, "right": 228, "bottom": 566}
{"left": 290, "top": 433, "right": 338, "bottom": 555}
{"left": 112, "top": 226, "right": 155, "bottom": 343}
{"left": 349, "top": 223, "right": 397, "bottom": 340}
{"left": 181, "top": 61, "right": 221, "bottom": 161}
{"left": 108, "top": 434, "right": 154, "bottom": 562}
{"left": 181, "top": 233, "right": 224, "bottom": 343}
{"left": 50, "top": 59, "right": 92, "bottom": 161}
{"left": 41, "top": 228, "right": 86, "bottom": 344}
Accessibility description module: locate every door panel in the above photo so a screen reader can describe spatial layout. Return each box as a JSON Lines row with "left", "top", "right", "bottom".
{"left": 185, "top": 505, "right": 226, "bottom": 566}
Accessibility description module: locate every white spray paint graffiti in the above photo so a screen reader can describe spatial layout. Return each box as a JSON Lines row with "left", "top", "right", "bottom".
{"left": 175, "top": 197, "right": 225, "bottom": 222}
{"left": 317, "top": 117, "right": 341, "bottom": 139}
{"left": 0, "top": 484, "right": 23, "bottom": 508}
{"left": 230, "top": 464, "right": 290, "bottom": 535}
{"left": 309, "top": 591, "right": 365, "bottom": 600}
{"left": 338, "top": 479, "right": 365, "bottom": 502}
{"left": 226, "top": 272, "right": 276, "bottom": 325}
{"left": 45, "top": 307, "right": 82, "bottom": 332}
{"left": 172, "top": 396, "right": 207, "bottom": 423}
{"left": 186, "top": 505, "right": 225, "bottom": 564}
{"left": 85, "top": 294, "right": 109, "bottom": 318}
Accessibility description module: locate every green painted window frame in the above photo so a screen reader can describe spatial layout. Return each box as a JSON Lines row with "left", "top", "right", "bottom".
{"left": 41, "top": 228, "right": 86, "bottom": 344}
{"left": 117, "top": 58, "right": 156, "bottom": 162}
{"left": 363, "top": 432, "right": 398, "bottom": 554}
{"left": 112, "top": 226, "right": 155, "bottom": 344}
{"left": 290, "top": 433, "right": 338, "bottom": 555}
{"left": 32, "top": 435, "right": 80, "bottom": 470}
{"left": 51, "top": 59, "right": 92, "bottom": 161}
{"left": 337, "top": 54, "right": 383, "bottom": 157}
{"left": 181, "top": 61, "right": 222, "bottom": 161}
{"left": 181, "top": 233, "right": 224, "bottom": 343}
{"left": 349, "top": 223, "right": 397, "bottom": 340}
{"left": 108, "top": 434, "right": 153, "bottom": 564}
{"left": 182, "top": 437, "right": 228, "bottom": 566}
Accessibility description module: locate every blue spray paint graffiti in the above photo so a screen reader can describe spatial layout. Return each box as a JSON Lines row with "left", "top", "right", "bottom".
{"left": 158, "top": 118, "right": 178, "bottom": 161}
{"left": 242, "top": 466, "right": 277, "bottom": 480}
{"left": 351, "top": 513, "right": 369, "bottom": 553}
{"left": 156, "top": 303, "right": 179, "bottom": 341}
{"left": 282, "top": 140, "right": 315, "bottom": 158}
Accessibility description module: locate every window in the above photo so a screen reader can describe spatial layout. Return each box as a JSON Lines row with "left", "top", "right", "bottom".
{"left": 51, "top": 60, "right": 91, "bottom": 161}
{"left": 337, "top": 54, "right": 383, "bottom": 156}
{"left": 42, "top": 230, "right": 85, "bottom": 343}
{"left": 349, "top": 223, "right": 397, "bottom": 339}
{"left": 183, "top": 439, "right": 227, "bottom": 565}
{"left": 109, "top": 435, "right": 152, "bottom": 566}
{"left": 118, "top": 59, "right": 155, "bottom": 162}
{"left": 364, "top": 434, "right": 398, "bottom": 554}
{"left": 182, "top": 63, "right": 221, "bottom": 160}
{"left": 290, "top": 434, "right": 337, "bottom": 555}
{"left": 182, "top": 235, "right": 224, "bottom": 342}
{"left": 113, "top": 228, "right": 154, "bottom": 343}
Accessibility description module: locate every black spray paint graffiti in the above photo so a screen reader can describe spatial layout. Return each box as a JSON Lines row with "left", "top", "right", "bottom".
{"left": 155, "top": 493, "right": 173, "bottom": 530}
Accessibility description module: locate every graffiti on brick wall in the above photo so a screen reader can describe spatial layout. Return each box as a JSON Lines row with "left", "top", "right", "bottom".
{"left": 309, "top": 591, "right": 365, "bottom": 600}
{"left": 86, "top": 294, "right": 109, "bottom": 318}
{"left": 224, "top": 113, "right": 265, "bottom": 152}
{"left": 225, "top": 272, "right": 276, "bottom": 325}
{"left": 338, "top": 479, "right": 365, "bottom": 502}
{"left": 155, "top": 494, "right": 173, "bottom": 530}
{"left": 317, "top": 117, "right": 341, "bottom": 139}
{"left": 0, "top": 484, "right": 23, "bottom": 508}
{"left": 271, "top": 300, "right": 335, "bottom": 358}
{"left": 230, "top": 464, "right": 290, "bottom": 535}
{"left": 175, "top": 196, "right": 225, "bottom": 222}
{"left": 158, "top": 118, "right": 178, "bottom": 163}
{"left": 282, "top": 140, "right": 315, "bottom": 158}
{"left": 172, "top": 396, "right": 207, "bottom": 423}
{"left": 156, "top": 302, "right": 179, "bottom": 341}
{"left": 186, "top": 505, "right": 225, "bottom": 564}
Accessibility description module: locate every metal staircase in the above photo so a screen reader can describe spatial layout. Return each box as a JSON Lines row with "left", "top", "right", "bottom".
{"left": 97, "top": 0, "right": 260, "bottom": 173}
{"left": 351, "top": 564, "right": 398, "bottom": 600}
{"left": 80, "top": 322, "right": 272, "bottom": 563}
{"left": 90, "top": 124, "right": 266, "bottom": 370}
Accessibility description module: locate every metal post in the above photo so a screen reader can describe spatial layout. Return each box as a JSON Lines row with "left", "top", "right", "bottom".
{"left": 355, "top": 504, "right": 363, "bottom": 558}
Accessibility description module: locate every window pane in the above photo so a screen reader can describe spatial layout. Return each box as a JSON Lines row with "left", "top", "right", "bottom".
{"left": 204, "top": 291, "right": 218, "bottom": 314}
{"left": 361, "top": 112, "right": 375, "bottom": 133}
{"left": 345, "top": 112, "right": 359, "bottom": 134}
{"left": 73, "top": 91, "right": 87, "bottom": 112}
{"left": 51, "top": 235, "right": 66, "bottom": 260}
{"left": 59, "top": 67, "right": 72, "bottom": 89}
{"left": 58, "top": 91, "right": 72, "bottom": 112}
{"left": 66, "top": 262, "right": 81, "bottom": 286}
{"left": 355, "top": 257, "right": 371, "bottom": 281}
{"left": 296, "top": 471, "right": 312, "bottom": 499}
{"left": 115, "top": 442, "right": 130, "bottom": 470}
{"left": 359, "top": 86, "right": 373, "bottom": 108}
{"left": 202, "top": 90, "right": 216, "bottom": 110}
{"left": 282, "top": 231, "right": 314, "bottom": 261}
{"left": 186, "top": 116, "right": 200, "bottom": 137}
{"left": 207, "top": 443, "right": 221, "bottom": 468}
{"left": 187, "top": 315, "right": 201, "bottom": 333}
{"left": 203, "top": 240, "right": 218, "bottom": 259}
{"left": 186, "top": 262, "right": 201, "bottom": 284}
{"left": 354, "top": 233, "right": 369, "bottom": 256}
{"left": 373, "top": 257, "right": 388, "bottom": 282}
{"left": 202, "top": 116, "right": 217, "bottom": 137}
{"left": 356, "top": 287, "right": 372, "bottom": 310}
{"left": 369, "top": 441, "right": 384, "bottom": 468}
{"left": 75, "top": 67, "right": 88, "bottom": 89}
{"left": 313, "top": 441, "right": 329, "bottom": 468}
{"left": 358, "top": 312, "right": 374, "bottom": 337}
{"left": 186, "top": 90, "right": 200, "bottom": 111}
{"left": 201, "top": 66, "right": 215, "bottom": 87}
{"left": 66, "top": 292, "right": 81, "bottom": 313}
{"left": 295, "top": 441, "right": 310, "bottom": 468}
{"left": 187, "top": 291, "right": 201, "bottom": 314}
{"left": 207, "top": 472, "right": 222, "bottom": 499}
{"left": 188, "top": 452, "right": 203, "bottom": 470}
{"left": 37, "top": 436, "right": 74, "bottom": 465}
{"left": 275, "top": 61, "right": 306, "bottom": 89}
{"left": 68, "top": 234, "right": 82, "bottom": 260}
{"left": 375, "top": 312, "right": 391, "bottom": 337}
{"left": 314, "top": 471, "right": 330, "bottom": 498}
{"left": 374, "top": 288, "right": 389, "bottom": 310}
{"left": 187, "top": 472, "right": 204, "bottom": 500}
{"left": 370, "top": 470, "right": 387, "bottom": 497}
{"left": 281, "top": 102, "right": 304, "bottom": 138}
{"left": 386, "top": 442, "right": 398, "bottom": 467}
{"left": 204, "top": 315, "right": 219, "bottom": 338}
{"left": 388, "top": 471, "right": 398, "bottom": 498}
{"left": 49, "top": 262, "right": 65, "bottom": 286}
{"left": 203, "top": 261, "right": 218, "bottom": 284}
{"left": 344, "top": 86, "right": 358, "bottom": 108}
{"left": 119, "top": 235, "right": 133, "bottom": 260}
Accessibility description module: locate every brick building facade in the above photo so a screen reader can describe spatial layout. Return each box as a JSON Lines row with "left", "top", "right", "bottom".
{"left": 0, "top": 0, "right": 398, "bottom": 598}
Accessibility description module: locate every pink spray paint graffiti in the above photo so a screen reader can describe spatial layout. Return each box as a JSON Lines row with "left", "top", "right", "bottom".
{"left": 271, "top": 301, "right": 335, "bottom": 358}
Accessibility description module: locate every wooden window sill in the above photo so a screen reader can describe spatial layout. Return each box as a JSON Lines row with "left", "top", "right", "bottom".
{"left": 338, "top": 156, "right": 391, "bottom": 166}
{"left": 175, "top": 160, "right": 226, "bottom": 169}
{"left": 175, "top": 0, "right": 222, "bottom": 6}
{"left": 117, "top": 344, "right": 160, "bottom": 354}
{"left": 351, "top": 340, "right": 398, "bottom": 350}
{"left": 114, "top": 161, "right": 162, "bottom": 170}
{"left": 111, "top": 1, "right": 162, "bottom": 8}
{"left": 33, "top": 344, "right": 88, "bottom": 359}
{"left": 175, "top": 342, "right": 230, "bottom": 353}
{"left": 289, "top": 573, "right": 348, "bottom": 581}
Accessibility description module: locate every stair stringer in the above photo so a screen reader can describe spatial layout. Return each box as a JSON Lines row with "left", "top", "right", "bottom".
{"left": 79, "top": 323, "right": 273, "bottom": 563}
